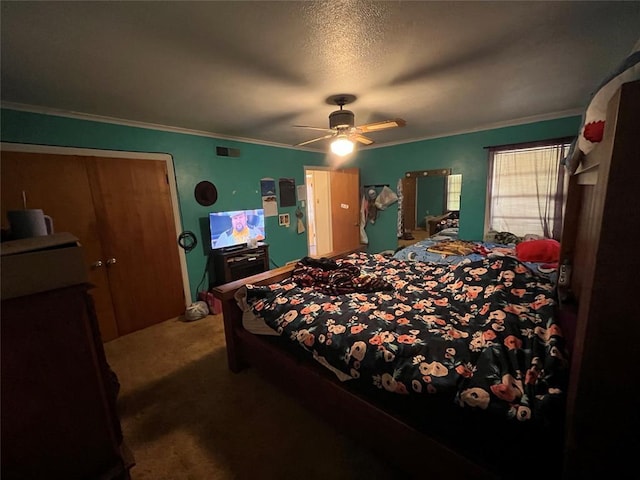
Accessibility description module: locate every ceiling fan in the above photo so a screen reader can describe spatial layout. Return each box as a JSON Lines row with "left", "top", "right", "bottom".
{"left": 294, "top": 94, "right": 406, "bottom": 155}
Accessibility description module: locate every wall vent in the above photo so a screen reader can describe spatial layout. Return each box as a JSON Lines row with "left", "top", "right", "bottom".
{"left": 216, "top": 146, "right": 241, "bottom": 157}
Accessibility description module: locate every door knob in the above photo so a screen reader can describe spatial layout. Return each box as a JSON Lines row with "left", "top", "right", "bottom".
{"left": 106, "top": 258, "right": 117, "bottom": 266}
{"left": 91, "top": 260, "right": 104, "bottom": 268}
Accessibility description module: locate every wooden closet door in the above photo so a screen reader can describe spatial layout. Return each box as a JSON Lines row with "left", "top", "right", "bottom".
{"left": 86, "top": 157, "right": 185, "bottom": 335}
{"left": 0, "top": 152, "right": 120, "bottom": 341}
{"left": 330, "top": 168, "right": 360, "bottom": 253}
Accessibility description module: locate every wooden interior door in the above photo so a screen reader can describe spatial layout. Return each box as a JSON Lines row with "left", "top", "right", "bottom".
{"left": 0, "top": 152, "right": 120, "bottom": 341}
{"left": 86, "top": 157, "right": 185, "bottom": 335}
{"left": 308, "top": 170, "right": 333, "bottom": 257}
{"left": 330, "top": 168, "right": 360, "bottom": 253}
{"left": 1, "top": 151, "right": 185, "bottom": 339}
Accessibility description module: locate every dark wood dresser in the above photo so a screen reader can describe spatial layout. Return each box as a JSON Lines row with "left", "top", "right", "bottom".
{"left": 1, "top": 235, "right": 131, "bottom": 479}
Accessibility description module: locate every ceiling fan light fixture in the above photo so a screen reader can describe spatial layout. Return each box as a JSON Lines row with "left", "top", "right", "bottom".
{"left": 330, "top": 135, "right": 354, "bottom": 156}
{"left": 294, "top": 94, "right": 405, "bottom": 151}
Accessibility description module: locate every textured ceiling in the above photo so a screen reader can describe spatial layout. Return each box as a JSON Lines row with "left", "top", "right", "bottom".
{"left": 2, "top": 1, "right": 639, "bottom": 152}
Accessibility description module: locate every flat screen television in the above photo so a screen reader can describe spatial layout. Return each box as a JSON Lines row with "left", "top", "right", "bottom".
{"left": 209, "top": 208, "right": 265, "bottom": 251}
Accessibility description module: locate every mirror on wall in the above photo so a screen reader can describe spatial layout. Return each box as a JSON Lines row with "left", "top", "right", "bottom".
{"left": 399, "top": 169, "right": 461, "bottom": 246}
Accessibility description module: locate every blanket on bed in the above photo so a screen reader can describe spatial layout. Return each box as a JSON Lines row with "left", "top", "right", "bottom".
{"left": 245, "top": 252, "right": 568, "bottom": 424}
{"left": 292, "top": 256, "right": 393, "bottom": 294}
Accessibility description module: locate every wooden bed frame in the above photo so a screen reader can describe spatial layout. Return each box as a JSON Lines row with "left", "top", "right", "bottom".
{"left": 213, "top": 80, "right": 639, "bottom": 479}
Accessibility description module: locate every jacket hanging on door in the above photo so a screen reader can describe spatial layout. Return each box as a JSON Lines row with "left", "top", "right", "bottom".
{"left": 366, "top": 188, "right": 378, "bottom": 224}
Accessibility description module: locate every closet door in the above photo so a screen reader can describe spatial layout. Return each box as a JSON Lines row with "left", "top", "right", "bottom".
{"left": 1, "top": 151, "right": 186, "bottom": 339}
{"left": 330, "top": 168, "right": 360, "bottom": 253}
{"left": 0, "top": 152, "right": 120, "bottom": 341}
{"left": 86, "top": 156, "right": 185, "bottom": 335}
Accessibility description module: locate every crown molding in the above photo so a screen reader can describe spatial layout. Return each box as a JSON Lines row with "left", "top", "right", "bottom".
{"left": 2, "top": 101, "right": 581, "bottom": 153}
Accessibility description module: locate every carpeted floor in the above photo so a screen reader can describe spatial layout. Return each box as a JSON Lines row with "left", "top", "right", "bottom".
{"left": 103, "top": 315, "right": 403, "bottom": 480}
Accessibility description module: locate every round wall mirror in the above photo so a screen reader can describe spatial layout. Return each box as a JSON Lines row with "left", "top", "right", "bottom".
{"left": 194, "top": 181, "right": 218, "bottom": 206}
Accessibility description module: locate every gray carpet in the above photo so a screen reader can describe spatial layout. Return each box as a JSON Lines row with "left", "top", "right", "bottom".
{"left": 103, "top": 315, "right": 402, "bottom": 480}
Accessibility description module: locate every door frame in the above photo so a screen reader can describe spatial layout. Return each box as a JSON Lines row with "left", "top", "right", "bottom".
{"left": 304, "top": 166, "right": 333, "bottom": 257}
{"left": 0, "top": 142, "right": 190, "bottom": 306}
{"left": 304, "top": 166, "right": 361, "bottom": 257}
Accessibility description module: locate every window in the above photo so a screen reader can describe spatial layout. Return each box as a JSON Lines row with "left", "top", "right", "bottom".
{"left": 486, "top": 140, "right": 571, "bottom": 239}
{"left": 446, "top": 174, "right": 462, "bottom": 211}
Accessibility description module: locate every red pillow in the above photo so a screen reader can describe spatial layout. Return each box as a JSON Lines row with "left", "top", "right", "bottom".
{"left": 515, "top": 239, "right": 560, "bottom": 263}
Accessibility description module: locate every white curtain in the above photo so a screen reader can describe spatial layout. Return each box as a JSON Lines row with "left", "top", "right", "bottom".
{"left": 489, "top": 143, "right": 569, "bottom": 239}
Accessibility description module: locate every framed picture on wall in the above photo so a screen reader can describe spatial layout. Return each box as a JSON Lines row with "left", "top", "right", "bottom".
{"left": 278, "top": 213, "right": 290, "bottom": 227}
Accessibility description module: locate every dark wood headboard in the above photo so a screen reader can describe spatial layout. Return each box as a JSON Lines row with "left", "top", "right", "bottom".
{"left": 559, "top": 79, "right": 639, "bottom": 477}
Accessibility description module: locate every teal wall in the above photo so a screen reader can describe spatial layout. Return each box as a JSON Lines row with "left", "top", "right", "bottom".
{"left": 347, "top": 116, "right": 581, "bottom": 253}
{"left": 1, "top": 108, "right": 580, "bottom": 300}
{"left": 1, "top": 109, "right": 325, "bottom": 300}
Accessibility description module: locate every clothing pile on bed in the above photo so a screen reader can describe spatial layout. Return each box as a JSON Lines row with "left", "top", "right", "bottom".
{"left": 292, "top": 256, "right": 393, "bottom": 295}
{"left": 426, "top": 239, "right": 478, "bottom": 256}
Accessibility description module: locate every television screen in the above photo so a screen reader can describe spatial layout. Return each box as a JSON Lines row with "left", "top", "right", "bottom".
{"left": 209, "top": 208, "right": 265, "bottom": 250}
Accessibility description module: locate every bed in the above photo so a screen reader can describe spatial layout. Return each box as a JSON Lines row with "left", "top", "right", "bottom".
{"left": 212, "top": 79, "right": 639, "bottom": 479}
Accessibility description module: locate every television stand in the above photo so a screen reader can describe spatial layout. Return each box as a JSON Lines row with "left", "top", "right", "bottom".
{"left": 210, "top": 243, "right": 269, "bottom": 287}
{"left": 220, "top": 243, "right": 247, "bottom": 253}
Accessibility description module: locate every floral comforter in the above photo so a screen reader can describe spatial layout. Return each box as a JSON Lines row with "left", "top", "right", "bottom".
{"left": 244, "top": 252, "right": 568, "bottom": 423}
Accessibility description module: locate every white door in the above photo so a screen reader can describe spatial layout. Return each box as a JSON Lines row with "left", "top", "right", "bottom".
{"left": 305, "top": 169, "right": 333, "bottom": 256}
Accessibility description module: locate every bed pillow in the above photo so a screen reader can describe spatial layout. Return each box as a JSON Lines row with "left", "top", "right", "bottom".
{"left": 515, "top": 239, "right": 560, "bottom": 263}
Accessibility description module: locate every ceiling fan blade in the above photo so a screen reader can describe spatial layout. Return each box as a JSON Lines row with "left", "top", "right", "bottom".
{"left": 357, "top": 118, "right": 407, "bottom": 133}
{"left": 293, "top": 125, "right": 334, "bottom": 133}
{"left": 296, "top": 134, "right": 335, "bottom": 147}
{"left": 353, "top": 134, "right": 374, "bottom": 145}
